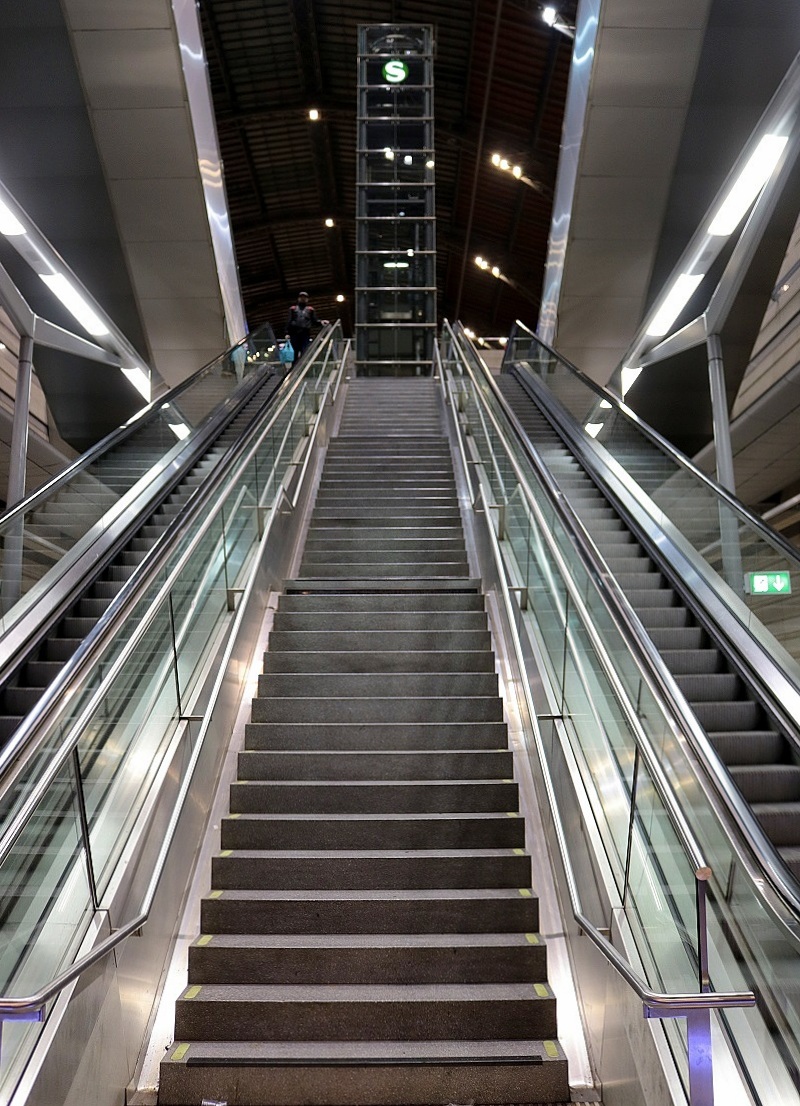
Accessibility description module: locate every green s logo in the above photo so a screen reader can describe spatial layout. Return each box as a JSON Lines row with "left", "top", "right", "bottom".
{"left": 383, "top": 59, "right": 409, "bottom": 84}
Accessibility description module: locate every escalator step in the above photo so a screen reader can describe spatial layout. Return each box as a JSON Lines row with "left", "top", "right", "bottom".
{"left": 728, "top": 765, "right": 800, "bottom": 804}
{"left": 709, "top": 731, "right": 784, "bottom": 765}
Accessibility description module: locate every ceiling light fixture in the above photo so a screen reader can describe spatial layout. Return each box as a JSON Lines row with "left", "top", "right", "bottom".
{"left": 620, "top": 367, "right": 642, "bottom": 396}
{"left": 707, "top": 134, "right": 788, "bottom": 236}
{"left": 122, "top": 367, "right": 151, "bottom": 401}
{"left": 646, "top": 273, "right": 705, "bottom": 337}
{"left": 542, "top": 6, "right": 557, "bottom": 25}
{"left": 336, "top": 294, "right": 345, "bottom": 302}
{"left": 39, "top": 273, "right": 110, "bottom": 336}
{"left": 324, "top": 217, "right": 335, "bottom": 227}
{"left": 308, "top": 108, "right": 320, "bottom": 121}
{"left": 0, "top": 199, "right": 25, "bottom": 236}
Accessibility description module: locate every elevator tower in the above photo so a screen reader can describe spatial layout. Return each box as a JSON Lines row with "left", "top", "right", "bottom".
{"left": 355, "top": 25, "right": 436, "bottom": 375}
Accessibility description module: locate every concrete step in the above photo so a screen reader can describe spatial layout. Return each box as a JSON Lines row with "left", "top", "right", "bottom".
{"left": 221, "top": 812, "right": 525, "bottom": 850}
{"left": 262, "top": 650, "right": 495, "bottom": 673}
{"left": 243, "top": 721, "right": 509, "bottom": 751}
{"left": 237, "top": 749, "right": 513, "bottom": 779}
{"left": 256, "top": 671, "right": 497, "bottom": 698}
{"left": 200, "top": 888, "right": 539, "bottom": 936}
{"left": 250, "top": 696, "right": 504, "bottom": 723}
{"left": 265, "top": 630, "right": 491, "bottom": 652}
{"left": 187, "top": 932, "right": 547, "bottom": 984}
{"left": 275, "top": 593, "right": 485, "bottom": 612}
{"left": 298, "top": 562, "right": 470, "bottom": 579}
{"left": 228, "top": 779, "right": 519, "bottom": 814}
{"left": 271, "top": 611, "right": 484, "bottom": 632}
{"left": 211, "top": 848, "right": 530, "bottom": 889}
{"left": 159, "top": 1038, "right": 569, "bottom": 1106}
{"left": 301, "top": 549, "right": 468, "bottom": 566}
{"left": 174, "top": 982, "right": 557, "bottom": 1042}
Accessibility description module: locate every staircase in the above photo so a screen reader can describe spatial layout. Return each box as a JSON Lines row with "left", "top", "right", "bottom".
{"left": 160, "top": 377, "right": 569, "bottom": 1105}
{"left": 498, "top": 371, "right": 800, "bottom": 881}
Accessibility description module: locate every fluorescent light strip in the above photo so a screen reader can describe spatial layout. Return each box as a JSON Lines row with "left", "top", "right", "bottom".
{"left": 646, "top": 273, "right": 704, "bottom": 337}
{"left": 39, "top": 273, "right": 110, "bottom": 336}
{"left": 585, "top": 422, "right": 603, "bottom": 438}
{"left": 122, "top": 367, "right": 152, "bottom": 402}
{"left": 708, "top": 134, "right": 788, "bottom": 237}
{"left": 168, "top": 422, "right": 191, "bottom": 440}
{"left": 0, "top": 199, "right": 25, "bottom": 236}
{"left": 621, "top": 366, "right": 642, "bottom": 396}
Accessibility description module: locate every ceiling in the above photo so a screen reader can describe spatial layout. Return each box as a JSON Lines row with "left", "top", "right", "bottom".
{"left": 198, "top": 0, "right": 578, "bottom": 338}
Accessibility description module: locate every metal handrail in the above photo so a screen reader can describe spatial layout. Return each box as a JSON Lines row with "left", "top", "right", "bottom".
{"left": 452, "top": 319, "right": 800, "bottom": 933}
{"left": 0, "top": 334, "right": 346, "bottom": 1021}
{"left": 508, "top": 317, "right": 800, "bottom": 569}
{"left": 442, "top": 348, "right": 754, "bottom": 1024}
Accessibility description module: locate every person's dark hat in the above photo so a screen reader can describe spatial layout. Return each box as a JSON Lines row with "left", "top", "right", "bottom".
{"left": 298, "top": 291, "right": 309, "bottom": 297}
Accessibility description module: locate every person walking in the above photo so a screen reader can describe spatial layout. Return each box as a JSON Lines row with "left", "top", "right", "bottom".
{"left": 286, "top": 291, "right": 328, "bottom": 365}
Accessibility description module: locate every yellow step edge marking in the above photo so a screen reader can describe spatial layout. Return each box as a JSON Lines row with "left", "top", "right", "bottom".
{"left": 544, "top": 1040, "right": 559, "bottom": 1058}
{"left": 503, "top": 778, "right": 513, "bottom": 783}
{"left": 219, "top": 849, "right": 232, "bottom": 858}
{"left": 525, "top": 932, "right": 539, "bottom": 945}
{"left": 184, "top": 985, "right": 202, "bottom": 1000}
{"left": 513, "top": 848, "right": 525, "bottom": 855}
{"left": 506, "top": 811, "right": 519, "bottom": 818}
{"left": 171, "top": 1043, "right": 190, "bottom": 1062}
{"left": 208, "top": 890, "right": 223, "bottom": 899}
{"left": 229, "top": 812, "right": 241, "bottom": 819}
{"left": 534, "top": 983, "right": 549, "bottom": 998}
{"left": 518, "top": 888, "right": 532, "bottom": 898}
{"left": 197, "top": 935, "right": 213, "bottom": 947}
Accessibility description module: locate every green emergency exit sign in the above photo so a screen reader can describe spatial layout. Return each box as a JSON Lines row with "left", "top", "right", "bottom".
{"left": 745, "top": 571, "right": 792, "bottom": 596}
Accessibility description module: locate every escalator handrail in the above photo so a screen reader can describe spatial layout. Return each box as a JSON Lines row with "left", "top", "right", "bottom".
{"left": 444, "top": 354, "right": 755, "bottom": 1022}
{"left": 448, "top": 320, "right": 800, "bottom": 938}
{"left": 0, "top": 322, "right": 279, "bottom": 529}
{"left": 0, "top": 326, "right": 341, "bottom": 805}
{"left": 506, "top": 318, "right": 800, "bottom": 568}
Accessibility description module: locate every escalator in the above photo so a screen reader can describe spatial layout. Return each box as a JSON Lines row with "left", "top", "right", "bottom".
{"left": 0, "top": 370, "right": 284, "bottom": 744}
{"left": 493, "top": 358, "right": 800, "bottom": 882}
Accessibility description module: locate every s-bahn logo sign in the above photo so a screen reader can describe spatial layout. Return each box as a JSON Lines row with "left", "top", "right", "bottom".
{"left": 383, "top": 59, "right": 409, "bottom": 83}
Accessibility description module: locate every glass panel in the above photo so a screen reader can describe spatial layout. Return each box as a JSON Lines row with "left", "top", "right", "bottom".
{"left": 0, "top": 764, "right": 94, "bottom": 1102}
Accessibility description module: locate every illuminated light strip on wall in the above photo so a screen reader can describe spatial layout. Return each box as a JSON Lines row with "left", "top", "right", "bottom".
{"left": 707, "top": 134, "right": 788, "bottom": 237}
{"left": 645, "top": 274, "right": 705, "bottom": 338}
{"left": 0, "top": 199, "right": 25, "bottom": 236}
{"left": 39, "top": 273, "right": 110, "bottom": 336}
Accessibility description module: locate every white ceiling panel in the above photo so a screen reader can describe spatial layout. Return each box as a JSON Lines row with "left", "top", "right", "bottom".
{"left": 561, "top": 238, "right": 653, "bottom": 299}
{"left": 109, "top": 178, "right": 210, "bottom": 242}
{"left": 127, "top": 240, "right": 219, "bottom": 299}
{"left": 139, "top": 296, "right": 228, "bottom": 351}
{"left": 570, "top": 176, "right": 672, "bottom": 241}
{"left": 580, "top": 106, "right": 687, "bottom": 178}
{"left": 592, "top": 29, "right": 702, "bottom": 109}
{"left": 91, "top": 107, "right": 198, "bottom": 180}
{"left": 601, "top": 0, "right": 708, "bottom": 30}
{"left": 71, "top": 29, "right": 186, "bottom": 110}
{"left": 66, "top": 0, "right": 172, "bottom": 31}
